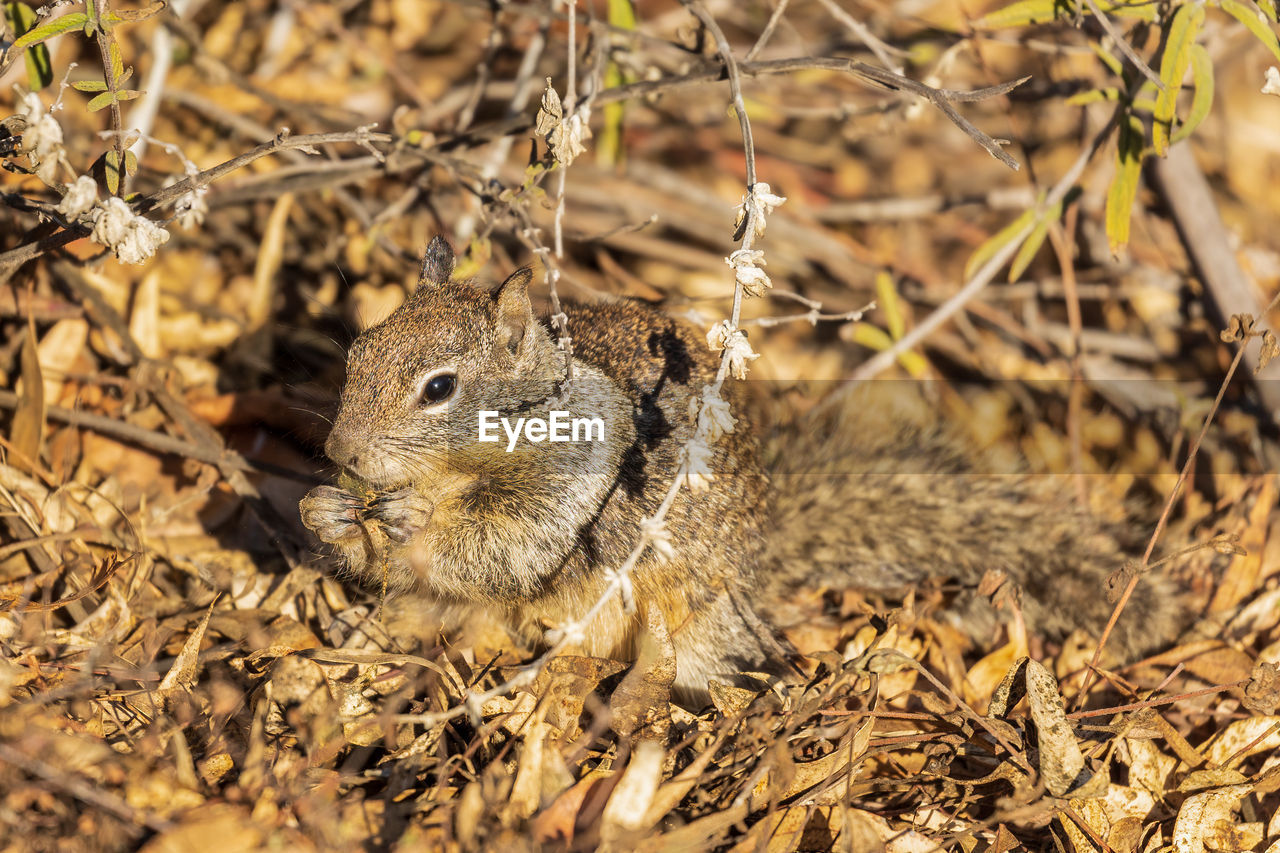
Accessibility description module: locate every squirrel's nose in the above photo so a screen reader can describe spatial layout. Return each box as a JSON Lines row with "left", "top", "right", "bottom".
{"left": 325, "top": 432, "right": 359, "bottom": 469}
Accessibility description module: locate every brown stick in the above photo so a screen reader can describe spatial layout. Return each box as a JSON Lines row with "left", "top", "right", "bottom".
{"left": 1149, "top": 142, "right": 1280, "bottom": 423}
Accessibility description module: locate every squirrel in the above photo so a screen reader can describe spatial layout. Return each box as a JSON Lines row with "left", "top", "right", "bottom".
{"left": 300, "top": 236, "right": 1184, "bottom": 701}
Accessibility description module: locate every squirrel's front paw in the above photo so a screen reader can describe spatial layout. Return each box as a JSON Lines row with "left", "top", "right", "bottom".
{"left": 300, "top": 485, "right": 367, "bottom": 544}
{"left": 366, "top": 487, "right": 434, "bottom": 543}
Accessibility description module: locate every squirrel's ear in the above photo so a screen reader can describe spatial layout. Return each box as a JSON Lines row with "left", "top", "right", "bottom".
{"left": 494, "top": 267, "right": 535, "bottom": 357}
{"left": 418, "top": 235, "right": 455, "bottom": 288}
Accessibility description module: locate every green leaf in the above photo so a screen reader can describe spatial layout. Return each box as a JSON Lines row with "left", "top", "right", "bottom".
{"left": 4, "top": 3, "right": 35, "bottom": 40}
{"left": 875, "top": 271, "right": 904, "bottom": 340}
{"left": 1259, "top": 0, "right": 1279, "bottom": 23}
{"left": 4, "top": 3, "right": 53, "bottom": 89}
{"left": 10, "top": 10, "right": 88, "bottom": 49}
{"left": 108, "top": 40, "right": 124, "bottom": 82}
{"left": 976, "top": 0, "right": 1062, "bottom": 28}
{"left": 1091, "top": 41, "right": 1124, "bottom": 77}
{"left": 964, "top": 204, "right": 1037, "bottom": 280}
{"left": 1221, "top": 0, "right": 1280, "bottom": 62}
{"left": 607, "top": 0, "right": 635, "bottom": 29}
{"left": 1153, "top": 2, "right": 1204, "bottom": 156}
{"left": 1171, "top": 44, "right": 1214, "bottom": 144}
{"left": 976, "top": 0, "right": 1155, "bottom": 28}
{"left": 104, "top": 150, "right": 122, "bottom": 194}
{"left": 87, "top": 88, "right": 143, "bottom": 111}
{"left": 850, "top": 322, "right": 893, "bottom": 352}
{"left": 1094, "top": 0, "right": 1157, "bottom": 19}
{"left": 597, "top": 0, "right": 636, "bottom": 167}
{"left": 849, "top": 322, "right": 928, "bottom": 377}
{"left": 124, "top": 150, "right": 137, "bottom": 176}
{"left": 1105, "top": 116, "right": 1144, "bottom": 255}
{"left": 1009, "top": 199, "right": 1064, "bottom": 282}
{"left": 71, "top": 79, "right": 108, "bottom": 92}
{"left": 24, "top": 42, "right": 53, "bottom": 89}
{"left": 1066, "top": 87, "right": 1121, "bottom": 106}
{"left": 86, "top": 90, "right": 115, "bottom": 111}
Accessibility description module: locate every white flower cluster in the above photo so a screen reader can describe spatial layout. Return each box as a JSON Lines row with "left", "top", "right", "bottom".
{"left": 679, "top": 384, "right": 740, "bottom": 494}
{"left": 726, "top": 247, "right": 771, "bottom": 296}
{"left": 16, "top": 91, "right": 65, "bottom": 183}
{"left": 640, "top": 515, "right": 676, "bottom": 563}
{"left": 1265, "top": 67, "right": 1280, "bottom": 97}
{"left": 89, "top": 196, "right": 170, "bottom": 264}
{"left": 733, "top": 181, "right": 787, "bottom": 240}
{"left": 683, "top": 438, "right": 715, "bottom": 493}
{"left": 706, "top": 320, "right": 759, "bottom": 380}
{"left": 535, "top": 79, "right": 591, "bottom": 167}
{"left": 55, "top": 175, "right": 98, "bottom": 218}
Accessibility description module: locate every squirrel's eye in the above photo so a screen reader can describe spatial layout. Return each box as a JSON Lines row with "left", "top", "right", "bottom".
{"left": 420, "top": 373, "right": 456, "bottom": 405}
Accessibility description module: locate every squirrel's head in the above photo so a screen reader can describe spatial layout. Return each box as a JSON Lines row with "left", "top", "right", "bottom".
{"left": 326, "top": 236, "right": 563, "bottom": 489}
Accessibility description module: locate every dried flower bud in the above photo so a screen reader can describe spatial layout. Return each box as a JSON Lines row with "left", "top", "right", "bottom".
{"left": 17, "top": 91, "right": 64, "bottom": 183}
{"left": 726, "top": 248, "right": 772, "bottom": 296}
{"left": 536, "top": 79, "right": 591, "bottom": 166}
{"left": 56, "top": 175, "right": 98, "bottom": 219}
{"left": 1265, "top": 67, "right": 1280, "bottom": 96}
{"left": 692, "top": 386, "right": 736, "bottom": 443}
{"left": 684, "top": 439, "right": 715, "bottom": 492}
{"left": 641, "top": 516, "right": 676, "bottom": 563}
{"left": 89, "top": 197, "right": 170, "bottom": 264}
{"left": 733, "top": 182, "right": 787, "bottom": 239}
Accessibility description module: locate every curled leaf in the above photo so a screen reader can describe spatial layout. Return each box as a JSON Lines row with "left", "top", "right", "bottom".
{"left": 1220, "top": 313, "right": 1256, "bottom": 343}
{"left": 1257, "top": 330, "right": 1280, "bottom": 372}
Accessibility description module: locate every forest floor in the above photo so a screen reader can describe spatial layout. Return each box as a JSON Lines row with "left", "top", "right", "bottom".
{"left": 2, "top": 1, "right": 1280, "bottom": 850}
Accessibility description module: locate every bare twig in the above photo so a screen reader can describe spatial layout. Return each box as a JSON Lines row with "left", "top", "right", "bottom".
{"left": 744, "top": 0, "right": 791, "bottom": 62}
{"left": 844, "top": 115, "right": 1114, "bottom": 385}
{"left": 1073, "top": 342, "right": 1248, "bottom": 703}
{"left": 0, "top": 389, "right": 315, "bottom": 483}
{"left": 0, "top": 129, "right": 394, "bottom": 283}
{"left": 813, "top": 0, "right": 906, "bottom": 72}
{"left": 1081, "top": 0, "right": 1164, "bottom": 92}
{"left": 1150, "top": 142, "right": 1280, "bottom": 422}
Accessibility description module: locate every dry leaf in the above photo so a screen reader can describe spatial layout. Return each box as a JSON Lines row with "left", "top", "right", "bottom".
{"left": 610, "top": 607, "right": 676, "bottom": 739}
{"left": 601, "top": 739, "right": 665, "bottom": 839}
{"left": 158, "top": 602, "right": 216, "bottom": 702}
{"left": 1171, "top": 784, "right": 1252, "bottom": 853}
{"left": 10, "top": 320, "right": 44, "bottom": 472}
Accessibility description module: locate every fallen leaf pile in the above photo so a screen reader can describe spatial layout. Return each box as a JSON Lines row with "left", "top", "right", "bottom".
{"left": 2, "top": 1, "right": 1280, "bottom": 850}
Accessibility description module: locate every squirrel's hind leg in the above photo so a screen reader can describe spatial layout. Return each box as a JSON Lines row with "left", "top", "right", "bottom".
{"left": 663, "top": 587, "right": 800, "bottom": 706}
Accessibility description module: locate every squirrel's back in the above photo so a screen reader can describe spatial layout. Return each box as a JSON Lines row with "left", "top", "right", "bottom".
{"left": 761, "top": 382, "right": 1184, "bottom": 659}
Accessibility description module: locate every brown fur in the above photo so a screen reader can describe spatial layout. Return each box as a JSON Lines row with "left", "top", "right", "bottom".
{"left": 762, "top": 384, "right": 1184, "bottom": 657}
{"left": 300, "top": 239, "right": 1184, "bottom": 702}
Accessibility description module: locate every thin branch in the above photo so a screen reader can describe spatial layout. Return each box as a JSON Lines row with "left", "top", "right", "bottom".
{"left": 681, "top": 0, "right": 755, "bottom": 386}
{"left": 744, "top": 0, "right": 792, "bottom": 62}
{"left": 813, "top": 0, "right": 906, "bottom": 72}
{"left": 0, "top": 389, "right": 316, "bottom": 483}
{"left": 0, "top": 129, "right": 393, "bottom": 282}
{"left": 844, "top": 114, "right": 1114, "bottom": 385}
{"left": 1081, "top": 0, "right": 1164, "bottom": 92}
{"left": 590, "top": 55, "right": 1027, "bottom": 170}
{"left": 742, "top": 302, "right": 873, "bottom": 328}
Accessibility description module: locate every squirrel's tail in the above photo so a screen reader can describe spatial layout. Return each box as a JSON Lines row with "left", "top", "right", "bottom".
{"left": 759, "top": 382, "right": 1185, "bottom": 660}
